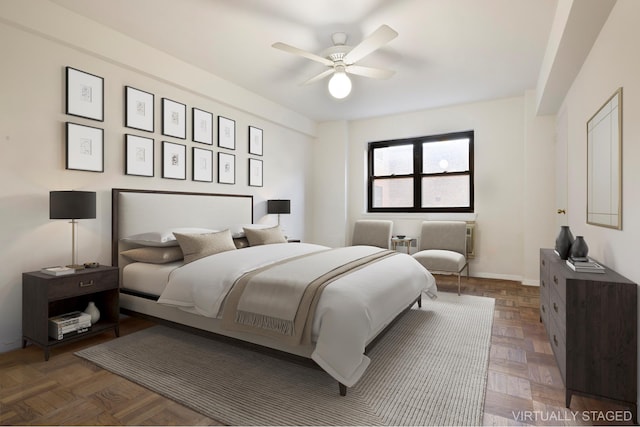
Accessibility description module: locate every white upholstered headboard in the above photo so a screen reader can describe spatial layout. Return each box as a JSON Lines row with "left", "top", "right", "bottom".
{"left": 112, "top": 188, "right": 253, "bottom": 268}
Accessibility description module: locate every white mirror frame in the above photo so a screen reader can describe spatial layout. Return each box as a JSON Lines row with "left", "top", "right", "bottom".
{"left": 587, "top": 87, "right": 622, "bottom": 229}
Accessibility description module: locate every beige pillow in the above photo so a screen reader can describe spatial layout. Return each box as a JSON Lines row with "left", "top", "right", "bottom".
{"left": 173, "top": 229, "right": 236, "bottom": 264}
{"left": 243, "top": 225, "right": 287, "bottom": 246}
{"left": 120, "top": 246, "right": 184, "bottom": 264}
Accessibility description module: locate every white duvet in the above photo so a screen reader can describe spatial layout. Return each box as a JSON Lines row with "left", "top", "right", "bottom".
{"left": 157, "top": 243, "right": 437, "bottom": 387}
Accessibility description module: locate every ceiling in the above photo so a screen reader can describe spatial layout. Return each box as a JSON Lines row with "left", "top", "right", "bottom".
{"left": 51, "top": 0, "right": 558, "bottom": 122}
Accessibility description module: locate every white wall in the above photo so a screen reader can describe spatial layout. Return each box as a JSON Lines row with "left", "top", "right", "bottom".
{"left": 555, "top": 0, "right": 640, "bottom": 408}
{"left": 334, "top": 96, "right": 555, "bottom": 282}
{"left": 0, "top": 3, "right": 315, "bottom": 352}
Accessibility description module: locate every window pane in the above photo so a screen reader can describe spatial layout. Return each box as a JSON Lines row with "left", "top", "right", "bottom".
{"left": 422, "top": 139, "right": 469, "bottom": 173}
{"left": 373, "top": 144, "right": 413, "bottom": 176}
{"left": 422, "top": 175, "right": 470, "bottom": 208}
{"left": 373, "top": 178, "right": 413, "bottom": 207}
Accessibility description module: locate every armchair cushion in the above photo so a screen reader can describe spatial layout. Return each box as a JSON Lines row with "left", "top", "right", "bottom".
{"left": 413, "top": 249, "right": 466, "bottom": 273}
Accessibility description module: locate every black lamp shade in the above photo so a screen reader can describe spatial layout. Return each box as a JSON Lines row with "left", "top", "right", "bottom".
{"left": 50, "top": 191, "right": 96, "bottom": 219}
{"left": 267, "top": 199, "right": 290, "bottom": 215}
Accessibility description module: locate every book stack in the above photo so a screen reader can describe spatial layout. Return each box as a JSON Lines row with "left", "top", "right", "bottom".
{"left": 565, "top": 256, "right": 605, "bottom": 273}
{"left": 41, "top": 266, "right": 75, "bottom": 276}
{"left": 48, "top": 311, "right": 91, "bottom": 340}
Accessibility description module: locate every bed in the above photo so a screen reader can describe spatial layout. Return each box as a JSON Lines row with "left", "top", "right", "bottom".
{"left": 112, "top": 188, "right": 437, "bottom": 395}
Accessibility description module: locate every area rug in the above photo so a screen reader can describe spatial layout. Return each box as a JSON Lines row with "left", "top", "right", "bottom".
{"left": 76, "top": 292, "right": 494, "bottom": 426}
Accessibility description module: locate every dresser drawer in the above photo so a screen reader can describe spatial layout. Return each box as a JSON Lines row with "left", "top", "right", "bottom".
{"left": 549, "top": 287, "right": 566, "bottom": 343}
{"left": 47, "top": 269, "right": 118, "bottom": 300}
{"left": 549, "top": 314, "right": 567, "bottom": 382}
{"left": 549, "top": 263, "right": 567, "bottom": 303}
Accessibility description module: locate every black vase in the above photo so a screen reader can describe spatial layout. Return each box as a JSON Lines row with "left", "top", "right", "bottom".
{"left": 555, "top": 226, "right": 574, "bottom": 260}
{"left": 570, "top": 236, "right": 589, "bottom": 258}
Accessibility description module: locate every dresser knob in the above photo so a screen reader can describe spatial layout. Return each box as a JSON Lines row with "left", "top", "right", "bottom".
{"left": 542, "top": 305, "right": 546, "bottom": 313}
{"left": 553, "top": 275, "right": 558, "bottom": 285}
{"left": 542, "top": 260, "right": 546, "bottom": 266}
{"left": 553, "top": 335, "right": 558, "bottom": 346}
{"left": 541, "top": 280, "right": 546, "bottom": 288}
{"left": 553, "top": 302, "right": 558, "bottom": 313}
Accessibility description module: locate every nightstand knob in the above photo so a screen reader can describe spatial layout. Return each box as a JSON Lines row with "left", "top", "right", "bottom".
{"left": 79, "top": 280, "right": 94, "bottom": 288}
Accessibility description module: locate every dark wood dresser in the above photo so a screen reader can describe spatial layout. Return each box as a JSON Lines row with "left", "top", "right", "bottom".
{"left": 539, "top": 248, "right": 637, "bottom": 420}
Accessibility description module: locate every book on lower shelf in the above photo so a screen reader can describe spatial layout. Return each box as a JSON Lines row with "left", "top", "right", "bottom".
{"left": 566, "top": 258, "right": 605, "bottom": 273}
{"left": 41, "top": 266, "right": 75, "bottom": 276}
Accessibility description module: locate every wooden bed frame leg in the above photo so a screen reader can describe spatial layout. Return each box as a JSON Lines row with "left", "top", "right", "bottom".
{"left": 339, "top": 382, "right": 347, "bottom": 396}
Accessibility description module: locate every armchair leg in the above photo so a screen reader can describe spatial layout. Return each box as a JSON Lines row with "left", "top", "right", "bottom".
{"left": 457, "top": 273, "right": 461, "bottom": 295}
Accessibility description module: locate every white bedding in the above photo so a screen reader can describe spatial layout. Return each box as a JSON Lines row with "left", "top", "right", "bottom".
{"left": 156, "top": 243, "right": 437, "bottom": 387}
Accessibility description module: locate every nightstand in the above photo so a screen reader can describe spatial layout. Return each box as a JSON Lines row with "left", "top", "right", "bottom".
{"left": 391, "top": 237, "right": 417, "bottom": 254}
{"left": 22, "top": 265, "right": 120, "bottom": 360}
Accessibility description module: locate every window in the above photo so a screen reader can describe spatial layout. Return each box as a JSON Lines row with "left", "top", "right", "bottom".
{"left": 367, "top": 130, "right": 474, "bottom": 212}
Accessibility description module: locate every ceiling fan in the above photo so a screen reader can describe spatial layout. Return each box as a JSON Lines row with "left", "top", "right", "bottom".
{"left": 272, "top": 25, "right": 398, "bottom": 99}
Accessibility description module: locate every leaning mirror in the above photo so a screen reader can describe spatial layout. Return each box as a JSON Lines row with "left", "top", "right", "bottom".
{"left": 587, "top": 87, "right": 622, "bottom": 229}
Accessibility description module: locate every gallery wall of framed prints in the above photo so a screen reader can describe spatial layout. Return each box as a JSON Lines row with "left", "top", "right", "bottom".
{"left": 62, "top": 65, "right": 267, "bottom": 187}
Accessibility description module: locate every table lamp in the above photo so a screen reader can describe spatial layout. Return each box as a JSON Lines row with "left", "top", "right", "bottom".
{"left": 50, "top": 190, "right": 96, "bottom": 269}
{"left": 267, "top": 199, "right": 290, "bottom": 226}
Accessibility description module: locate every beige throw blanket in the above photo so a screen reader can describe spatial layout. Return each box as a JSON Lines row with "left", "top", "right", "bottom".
{"left": 221, "top": 246, "right": 398, "bottom": 346}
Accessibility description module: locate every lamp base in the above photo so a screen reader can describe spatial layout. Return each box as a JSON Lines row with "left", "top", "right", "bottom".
{"left": 66, "top": 264, "right": 86, "bottom": 270}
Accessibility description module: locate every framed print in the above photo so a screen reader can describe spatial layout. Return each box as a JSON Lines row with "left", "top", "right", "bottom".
{"left": 248, "top": 158, "right": 263, "bottom": 187}
{"left": 66, "top": 122, "right": 104, "bottom": 172}
{"left": 162, "top": 141, "right": 186, "bottom": 180}
{"left": 218, "top": 116, "right": 236, "bottom": 150}
{"left": 125, "top": 86, "right": 154, "bottom": 132}
{"left": 192, "top": 147, "right": 213, "bottom": 182}
{"left": 125, "top": 134, "right": 154, "bottom": 177}
{"left": 218, "top": 152, "right": 235, "bottom": 184}
{"left": 249, "top": 126, "right": 263, "bottom": 156}
{"left": 162, "top": 98, "right": 186, "bottom": 139}
{"left": 65, "top": 67, "right": 104, "bottom": 121}
{"left": 193, "top": 108, "right": 213, "bottom": 145}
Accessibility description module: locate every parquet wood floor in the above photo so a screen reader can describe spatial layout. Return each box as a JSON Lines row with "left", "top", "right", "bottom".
{"left": 0, "top": 276, "right": 634, "bottom": 425}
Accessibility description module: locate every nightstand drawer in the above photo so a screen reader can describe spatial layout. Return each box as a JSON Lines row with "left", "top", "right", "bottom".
{"left": 47, "top": 269, "right": 118, "bottom": 300}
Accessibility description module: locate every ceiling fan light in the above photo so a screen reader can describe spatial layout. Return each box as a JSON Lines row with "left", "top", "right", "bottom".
{"left": 328, "top": 71, "right": 352, "bottom": 99}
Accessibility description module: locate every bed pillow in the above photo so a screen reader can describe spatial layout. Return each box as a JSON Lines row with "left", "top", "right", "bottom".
{"left": 120, "top": 246, "right": 184, "bottom": 264}
{"left": 122, "top": 227, "right": 218, "bottom": 247}
{"left": 228, "top": 224, "right": 273, "bottom": 238}
{"left": 243, "top": 225, "right": 287, "bottom": 246}
{"left": 173, "top": 229, "right": 237, "bottom": 264}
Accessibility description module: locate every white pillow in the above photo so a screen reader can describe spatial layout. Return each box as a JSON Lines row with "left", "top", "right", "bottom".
{"left": 122, "top": 227, "right": 218, "bottom": 247}
{"left": 227, "top": 224, "right": 273, "bottom": 238}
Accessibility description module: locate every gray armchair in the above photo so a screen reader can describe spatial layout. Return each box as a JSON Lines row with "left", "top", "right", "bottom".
{"left": 351, "top": 220, "right": 393, "bottom": 249}
{"left": 412, "top": 221, "right": 468, "bottom": 295}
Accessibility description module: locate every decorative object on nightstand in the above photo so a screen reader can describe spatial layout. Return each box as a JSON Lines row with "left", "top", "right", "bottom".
{"left": 267, "top": 199, "right": 290, "bottom": 226}
{"left": 84, "top": 301, "right": 100, "bottom": 324}
{"left": 554, "top": 225, "right": 574, "bottom": 260}
{"left": 50, "top": 190, "right": 96, "bottom": 269}
{"left": 569, "top": 235, "right": 589, "bottom": 258}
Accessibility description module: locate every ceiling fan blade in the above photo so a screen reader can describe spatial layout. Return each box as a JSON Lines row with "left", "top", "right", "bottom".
{"left": 301, "top": 68, "right": 335, "bottom": 85}
{"left": 346, "top": 65, "right": 395, "bottom": 79}
{"left": 343, "top": 24, "right": 398, "bottom": 64}
{"left": 272, "top": 42, "right": 334, "bottom": 67}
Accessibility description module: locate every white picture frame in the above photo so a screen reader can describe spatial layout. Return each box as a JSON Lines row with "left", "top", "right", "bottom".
{"left": 218, "top": 152, "right": 235, "bottom": 184}
{"left": 249, "top": 126, "right": 263, "bottom": 156}
{"left": 162, "top": 141, "right": 186, "bottom": 180}
{"left": 162, "top": 98, "right": 186, "bottom": 139}
{"left": 125, "top": 86, "right": 154, "bottom": 132}
{"left": 65, "top": 67, "right": 104, "bottom": 122}
{"left": 193, "top": 108, "right": 213, "bottom": 145}
{"left": 192, "top": 147, "right": 213, "bottom": 182}
{"left": 125, "top": 134, "right": 154, "bottom": 177}
{"left": 218, "top": 116, "right": 236, "bottom": 150}
{"left": 66, "top": 122, "right": 104, "bottom": 172}
{"left": 248, "top": 158, "right": 263, "bottom": 187}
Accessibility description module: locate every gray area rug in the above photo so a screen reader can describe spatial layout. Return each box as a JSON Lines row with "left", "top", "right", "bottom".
{"left": 76, "top": 292, "right": 494, "bottom": 426}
